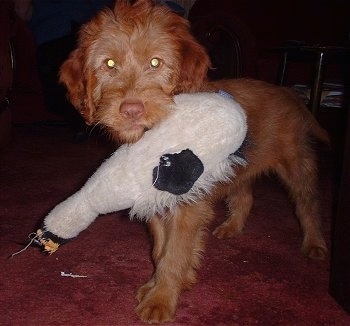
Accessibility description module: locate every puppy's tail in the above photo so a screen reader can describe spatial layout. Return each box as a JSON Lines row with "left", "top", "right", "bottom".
{"left": 286, "top": 86, "right": 330, "bottom": 146}
{"left": 309, "top": 116, "right": 330, "bottom": 146}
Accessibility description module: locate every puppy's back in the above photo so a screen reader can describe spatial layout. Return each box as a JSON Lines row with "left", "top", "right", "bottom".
{"left": 204, "top": 78, "right": 329, "bottom": 173}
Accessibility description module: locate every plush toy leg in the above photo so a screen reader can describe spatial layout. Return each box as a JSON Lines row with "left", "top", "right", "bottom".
{"left": 35, "top": 228, "right": 62, "bottom": 254}
{"left": 34, "top": 150, "right": 136, "bottom": 253}
{"left": 35, "top": 190, "right": 102, "bottom": 253}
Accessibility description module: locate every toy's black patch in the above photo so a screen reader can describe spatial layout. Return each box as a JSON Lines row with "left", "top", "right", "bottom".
{"left": 153, "top": 149, "right": 204, "bottom": 195}
{"left": 39, "top": 225, "right": 71, "bottom": 244}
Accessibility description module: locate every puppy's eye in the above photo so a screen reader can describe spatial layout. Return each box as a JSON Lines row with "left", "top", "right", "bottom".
{"left": 150, "top": 57, "right": 161, "bottom": 69}
{"left": 105, "top": 59, "right": 116, "bottom": 69}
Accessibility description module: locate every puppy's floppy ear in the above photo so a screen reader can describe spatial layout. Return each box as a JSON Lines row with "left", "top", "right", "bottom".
{"left": 175, "top": 36, "right": 211, "bottom": 93}
{"left": 59, "top": 49, "right": 97, "bottom": 125}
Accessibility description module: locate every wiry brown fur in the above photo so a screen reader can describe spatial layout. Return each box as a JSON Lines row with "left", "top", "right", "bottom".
{"left": 59, "top": 0, "right": 328, "bottom": 323}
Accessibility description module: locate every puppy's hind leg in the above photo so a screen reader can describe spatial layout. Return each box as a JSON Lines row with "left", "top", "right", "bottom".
{"left": 275, "top": 149, "right": 327, "bottom": 260}
{"left": 213, "top": 179, "right": 254, "bottom": 239}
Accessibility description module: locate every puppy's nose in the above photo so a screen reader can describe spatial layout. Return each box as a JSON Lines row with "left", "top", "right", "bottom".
{"left": 120, "top": 101, "right": 144, "bottom": 119}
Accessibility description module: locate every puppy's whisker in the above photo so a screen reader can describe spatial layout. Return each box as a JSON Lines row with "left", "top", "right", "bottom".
{"left": 88, "top": 122, "right": 101, "bottom": 137}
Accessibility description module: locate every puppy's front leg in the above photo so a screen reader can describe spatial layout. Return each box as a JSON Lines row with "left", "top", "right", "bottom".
{"left": 136, "top": 201, "right": 214, "bottom": 323}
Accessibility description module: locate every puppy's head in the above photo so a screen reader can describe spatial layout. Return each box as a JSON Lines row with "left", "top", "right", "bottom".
{"left": 59, "top": 0, "right": 210, "bottom": 144}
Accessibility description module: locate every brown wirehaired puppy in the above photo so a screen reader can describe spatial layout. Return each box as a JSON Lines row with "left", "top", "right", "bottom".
{"left": 59, "top": 0, "right": 328, "bottom": 323}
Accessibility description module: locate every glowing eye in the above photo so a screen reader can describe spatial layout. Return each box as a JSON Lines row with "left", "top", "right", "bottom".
{"left": 106, "top": 59, "right": 116, "bottom": 69}
{"left": 150, "top": 57, "right": 161, "bottom": 69}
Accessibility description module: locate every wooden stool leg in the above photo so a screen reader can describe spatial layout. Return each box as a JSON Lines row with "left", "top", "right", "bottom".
{"left": 278, "top": 50, "right": 288, "bottom": 86}
{"left": 309, "top": 51, "right": 326, "bottom": 116}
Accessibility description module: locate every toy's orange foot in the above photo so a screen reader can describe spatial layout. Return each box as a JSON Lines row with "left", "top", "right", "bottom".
{"left": 35, "top": 228, "right": 62, "bottom": 254}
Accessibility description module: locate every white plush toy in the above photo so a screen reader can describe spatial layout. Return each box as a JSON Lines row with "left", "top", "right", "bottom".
{"left": 34, "top": 92, "right": 247, "bottom": 253}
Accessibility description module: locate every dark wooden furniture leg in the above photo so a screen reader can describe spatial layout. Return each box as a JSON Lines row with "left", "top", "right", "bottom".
{"left": 278, "top": 50, "right": 288, "bottom": 86}
{"left": 329, "top": 104, "right": 350, "bottom": 314}
{"left": 309, "top": 50, "right": 326, "bottom": 116}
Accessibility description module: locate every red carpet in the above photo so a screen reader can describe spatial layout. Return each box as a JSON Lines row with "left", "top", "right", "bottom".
{"left": 1, "top": 123, "right": 350, "bottom": 325}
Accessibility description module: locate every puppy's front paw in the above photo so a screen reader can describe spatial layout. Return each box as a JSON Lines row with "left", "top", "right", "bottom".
{"left": 136, "top": 278, "right": 155, "bottom": 303}
{"left": 302, "top": 242, "right": 328, "bottom": 260}
{"left": 136, "top": 289, "right": 177, "bottom": 323}
{"left": 213, "top": 222, "right": 241, "bottom": 239}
